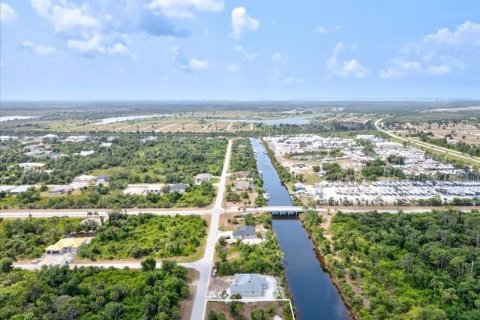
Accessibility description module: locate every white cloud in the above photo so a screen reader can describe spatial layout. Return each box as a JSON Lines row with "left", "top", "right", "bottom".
{"left": 231, "top": 7, "right": 259, "bottom": 39}
{"left": 234, "top": 45, "right": 257, "bottom": 60}
{"left": 49, "top": 3, "right": 100, "bottom": 35}
{"left": 108, "top": 42, "right": 130, "bottom": 56}
{"left": 31, "top": 0, "right": 52, "bottom": 17}
{"left": 67, "top": 33, "right": 105, "bottom": 55}
{"left": 0, "top": 2, "right": 17, "bottom": 24}
{"left": 147, "top": 0, "right": 224, "bottom": 18}
{"left": 380, "top": 21, "right": 480, "bottom": 79}
{"left": 21, "top": 41, "right": 56, "bottom": 55}
{"left": 228, "top": 64, "right": 240, "bottom": 73}
{"left": 423, "top": 20, "right": 480, "bottom": 47}
{"left": 31, "top": 0, "right": 99, "bottom": 35}
{"left": 30, "top": 0, "right": 128, "bottom": 57}
{"left": 187, "top": 58, "right": 209, "bottom": 70}
{"left": 326, "top": 43, "right": 368, "bottom": 79}
{"left": 271, "top": 53, "right": 287, "bottom": 64}
{"left": 379, "top": 59, "right": 422, "bottom": 79}
{"left": 171, "top": 47, "right": 209, "bottom": 71}
{"left": 313, "top": 26, "right": 328, "bottom": 34}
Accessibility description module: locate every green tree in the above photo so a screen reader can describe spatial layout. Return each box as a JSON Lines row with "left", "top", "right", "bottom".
{"left": 141, "top": 257, "right": 157, "bottom": 271}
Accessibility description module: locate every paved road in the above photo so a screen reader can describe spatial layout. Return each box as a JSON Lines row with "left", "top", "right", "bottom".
{"left": 188, "top": 139, "right": 232, "bottom": 320}
{"left": 0, "top": 206, "right": 306, "bottom": 218}
{"left": 9, "top": 140, "right": 232, "bottom": 319}
{"left": 375, "top": 119, "right": 480, "bottom": 165}
{"left": 0, "top": 208, "right": 211, "bottom": 218}
{"left": 8, "top": 140, "right": 232, "bottom": 320}
{"left": 3, "top": 204, "right": 476, "bottom": 219}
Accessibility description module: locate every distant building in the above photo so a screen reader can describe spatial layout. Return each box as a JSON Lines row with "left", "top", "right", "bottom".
{"left": 47, "top": 152, "right": 67, "bottom": 159}
{"left": 195, "top": 173, "right": 214, "bottom": 185}
{"left": 70, "top": 175, "right": 97, "bottom": 189}
{"left": 168, "top": 183, "right": 187, "bottom": 193}
{"left": 123, "top": 186, "right": 147, "bottom": 196}
{"left": 356, "top": 134, "right": 377, "bottom": 141}
{"left": 49, "top": 185, "right": 74, "bottom": 195}
{"left": 0, "top": 135, "right": 19, "bottom": 141}
{"left": 42, "top": 134, "right": 59, "bottom": 141}
{"left": 233, "top": 180, "right": 252, "bottom": 191}
{"left": 146, "top": 184, "right": 164, "bottom": 194}
{"left": 19, "top": 162, "right": 45, "bottom": 171}
{"left": 233, "top": 225, "right": 256, "bottom": 240}
{"left": 65, "top": 136, "right": 89, "bottom": 143}
{"left": 97, "top": 175, "right": 110, "bottom": 183}
{"left": 78, "top": 150, "right": 95, "bottom": 157}
{"left": 142, "top": 136, "right": 158, "bottom": 142}
{"left": 294, "top": 183, "right": 306, "bottom": 192}
{"left": 230, "top": 274, "right": 268, "bottom": 298}
{"left": 45, "top": 237, "right": 90, "bottom": 255}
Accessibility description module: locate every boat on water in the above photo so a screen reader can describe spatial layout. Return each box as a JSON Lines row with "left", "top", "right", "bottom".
{"left": 263, "top": 192, "right": 270, "bottom": 200}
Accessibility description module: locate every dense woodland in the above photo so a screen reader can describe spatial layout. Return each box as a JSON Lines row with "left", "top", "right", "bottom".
{"left": 78, "top": 213, "right": 207, "bottom": 260}
{"left": 361, "top": 158, "right": 406, "bottom": 180}
{"left": 302, "top": 210, "right": 480, "bottom": 320}
{"left": 0, "top": 262, "right": 189, "bottom": 320}
{"left": 0, "top": 135, "right": 226, "bottom": 208}
{"left": 0, "top": 217, "right": 87, "bottom": 260}
{"left": 226, "top": 138, "right": 266, "bottom": 207}
{"left": 0, "top": 135, "right": 227, "bottom": 185}
{"left": 0, "top": 182, "right": 216, "bottom": 209}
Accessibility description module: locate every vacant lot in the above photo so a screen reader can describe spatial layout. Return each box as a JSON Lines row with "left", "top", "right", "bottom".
{"left": 78, "top": 213, "right": 208, "bottom": 260}
{"left": 206, "top": 300, "right": 294, "bottom": 320}
{"left": 0, "top": 263, "right": 190, "bottom": 320}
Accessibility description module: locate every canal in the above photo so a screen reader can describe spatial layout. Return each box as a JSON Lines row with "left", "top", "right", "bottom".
{"left": 250, "top": 138, "right": 350, "bottom": 320}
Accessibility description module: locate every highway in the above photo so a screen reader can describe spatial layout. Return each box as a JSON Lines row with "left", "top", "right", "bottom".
{"left": 375, "top": 119, "right": 480, "bottom": 165}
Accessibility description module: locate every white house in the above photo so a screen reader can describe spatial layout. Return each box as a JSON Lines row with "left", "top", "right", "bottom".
{"left": 230, "top": 274, "right": 268, "bottom": 298}
{"left": 195, "top": 173, "right": 214, "bottom": 185}
{"left": 233, "top": 225, "right": 257, "bottom": 240}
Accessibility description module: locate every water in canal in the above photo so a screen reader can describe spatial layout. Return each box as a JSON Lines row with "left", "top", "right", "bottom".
{"left": 250, "top": 138, "right": 350, "bottom": 320}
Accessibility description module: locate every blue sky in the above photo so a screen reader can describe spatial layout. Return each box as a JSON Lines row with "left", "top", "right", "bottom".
{"left": 1, "top": 0, "right": 479, "bottom": 100}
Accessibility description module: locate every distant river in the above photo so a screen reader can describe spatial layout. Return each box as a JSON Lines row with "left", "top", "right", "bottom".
{"left": 95, "top": 114, "right": 168, "bottom": 125}
{"left": 250, "top": 138, "right": 351, "bottom": 320}
{"left": 0, "top": 116, "right": 38, "bottom": 122}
